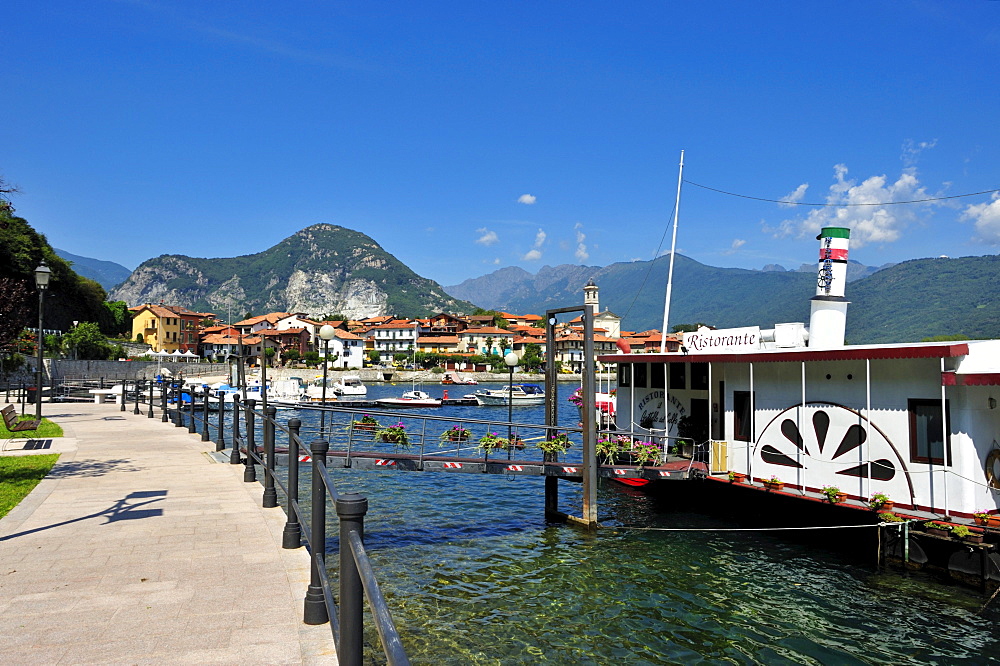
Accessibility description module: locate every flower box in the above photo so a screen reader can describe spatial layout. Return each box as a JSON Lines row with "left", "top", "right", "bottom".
{"left": 728, "top": 472, "right": 747, "bottom": 484}
{"left": 974, "top": 514, "right": 1000, "bottom": 528}
{"left": 763, "top": 480, "right": 784, "bottom": 492}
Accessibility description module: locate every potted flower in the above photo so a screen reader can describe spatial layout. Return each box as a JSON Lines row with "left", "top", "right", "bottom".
{"left": 973, "top": 511, "right": 1000, "bottom": 528}
{"left": 763, "top": 475, "right": 784, "bottom": 491}
{"left": 538, "top": 432, "right": 573, "bottom": 455}
{"left": 352, "top": 414, "right": 379, "bottom": 432}
{"left": 439, "top": 425, "right": 471, "bottom": 443}
{"left": 596, "top": 437, "right": 622, "bottom": 464}
{"left": 477, "top": 431, "right": 510, "bottom": 454}
{"left": 923, "top": 521, "right": 951, "bottom": 538}
{"left": 868, "top": 493, "right": 894, "bottom": 512}
{"left": 375, "top": 422, "right": 409, "bottom": 446}
{"left": 821, "top": 485, "right": 848, "bottom": 504}
{"left": 879, "top": 512, "right": 905, "bottom": 523}
{"left": 728, "top": 470, "right": 747, "bottom": 483}
{"left": 630, "top": 441, "right": 663, "bottom": 467}
{"left": 950, "top": 524, "right": 983, "bottom": 544}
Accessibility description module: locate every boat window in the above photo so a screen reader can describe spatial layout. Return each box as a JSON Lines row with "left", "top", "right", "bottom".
{"left": 669, "top": 363, "right": 685, "bottom": 390}
{"left": 908, "top": 399, "right": 951, "bottom": 465}
{"left": 691, "top": 363, "right": 709, "bottom": 390}
{"left": 734, "top": 391, "right": 754, "bottom": 442}
{"left": 634, "top": 364, "right": 647, "bottom": 388}
{"left": 650, "top": 365, "right": 665, "bottom": 388}
{"left": 618, "top": 364, "right": 631, "bottom": 387}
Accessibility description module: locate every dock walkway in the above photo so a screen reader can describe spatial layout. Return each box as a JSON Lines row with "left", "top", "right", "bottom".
{"left": 0, "top": 402, "right": 337, "bottom": 665}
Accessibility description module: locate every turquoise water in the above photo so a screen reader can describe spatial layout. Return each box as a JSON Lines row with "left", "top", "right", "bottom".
{"left": 270, "top": 382, "right": 1000, "bottom": 664}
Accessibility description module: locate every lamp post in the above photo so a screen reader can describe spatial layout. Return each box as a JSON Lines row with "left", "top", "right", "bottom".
{"left": 318, "top": 324, "right": 335, "bottom": 437}
{"left": 34, "top": 262, "right": 51, "bottom": 420}
{"left": 504, "top": 351, "right": 518, "bottom": 443}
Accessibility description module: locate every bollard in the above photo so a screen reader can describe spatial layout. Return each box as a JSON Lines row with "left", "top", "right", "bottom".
{"left": 201, "top": 388, "right": 210, "bottom": 441}
{"left": 148, "top": 379, "right": 156, "bottom": 419}
{"left": 243, "top": 399, "right": 257, "bottom": 482}
{"left": 120, "top": 379, "right": 127, "bottom": 412}
{"left": 229, "top": 395, "right": 242, "bottom": 465}
{"left": 174, "top": 382, "right": 184, "bottom": 428}
{"left": 304, "top": 438, "right": 330, "bottom": 625}
{"left": 134, "top": 379, "right": 142, "bottom": 415}
{"left": 282, "top": 418, "right": 302, "bottom": 549}
{"left": 262, "top": 405, "right": 278, "bottom": 508}
{"left": 338, "top": 493, "right": 368, "bottom": 665}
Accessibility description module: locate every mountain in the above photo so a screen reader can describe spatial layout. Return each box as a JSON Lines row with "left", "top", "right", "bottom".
{"left": 109, "top": 224, "right": 474, "bottom": 319}
{"left": 445, "top": 254, "right": 1000, "bottom": 344}
{"left": 54, "top": 248, "right": 132, "bottom": 291}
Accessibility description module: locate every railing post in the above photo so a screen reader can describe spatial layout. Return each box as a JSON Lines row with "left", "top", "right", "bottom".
{"left": 120, "top": 379, "right": 127, "bottom": 411}
{"left": 304, "top": 438, "right": 330, "bottom": 626}
{"left": 337, "top": 493, "right": 368, "bottom": 666}
{"left": 244, "top": 399, "right": 257, "bottom": 482}
{"left": 161, "top": 379, "right": 169, "bottom": 422}
{"left": 229, "top": 395, "right": 242, "bottom": 465}
{"left": 201, "top": 388, "right": 210, "bottom": 440}
{"left": 282, "top": 418, "right": 302, "bottom": 549}
{"left": 174, "top": 382, "right": 184, "bottom": 427}
{"left": 188, "top": 389, "right": 198, "bottom": 434}
{"left": 262, "top": 405, "right": 278, "bottom": 508}
{"left": 216, "top": 392, "right": 226, "bottom": 452}
{"left": 134, "top": 379, "right": 142, "bottom": 415}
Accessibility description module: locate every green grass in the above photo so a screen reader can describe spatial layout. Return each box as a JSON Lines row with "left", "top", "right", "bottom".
{"left": 0, "top": 454, "right": 60, "bottom": 519}
{"left": 0, "top": 416, "right": 64, "bottom": 439}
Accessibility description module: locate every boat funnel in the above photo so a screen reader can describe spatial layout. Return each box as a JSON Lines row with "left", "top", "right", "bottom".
{"left": 808, "top": 227, "right": 850, "bottom": 348}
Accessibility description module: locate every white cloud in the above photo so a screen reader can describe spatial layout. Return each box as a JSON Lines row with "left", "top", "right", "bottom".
{"left": 518, "top": 194, "right": 537, "bottom": 205}
{"left": 475, "top": 227, "right": 499, "bottom": 246}
{"left": 574, "top": 222, "right": 589, "bottom": 262}
{"left": 765, "top": 164, "right": 936, "bottom": 248}
{"left": 901, "top": 138, "right": 937, "bottom": 167}
{"left": 963, "top": 192, "right": 1000, "bottom": 245}
{"left": 522, "top": 228, "right": 547, "bottom": 260}
{"left": 723, "top": 239, "right": 746, "bottom": 255}
{"left": 780, "top": 183, "right": 808, "bottom": 208}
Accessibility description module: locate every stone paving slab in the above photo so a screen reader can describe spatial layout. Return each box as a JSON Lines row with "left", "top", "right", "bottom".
{"left": 0, "top": 402, "right": 338, "bottom": 665}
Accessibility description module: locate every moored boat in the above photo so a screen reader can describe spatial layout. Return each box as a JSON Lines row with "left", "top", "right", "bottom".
{"left": 473, "top": 384, "right": 545, "bottom": 406}
{"left": 332, "top": 375, "right": 367, "bottom": 396}
{"left": 377, "top": 390, "right": 442, "bottom": 407}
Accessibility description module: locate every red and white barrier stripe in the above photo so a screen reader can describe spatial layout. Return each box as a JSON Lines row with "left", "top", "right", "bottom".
{"left": 658, "top": 470, "right": 672, "bottom": 477}
{"left": 298, "top": 455, "right": 312, "bottom": 462}
{"left": 507, "top": 465, "right": 523, "bottom": 472}
{"left": 375, "top": 459, "right": 395, "bottom": 466}
{"left": 562, "top": 467, "right": 578, "bottom": 473}
{"left": 613, "top": 469, "right": 626, "bottom": 475}
{"left": 443, "top": 462, "right": 463, "bottom": 469}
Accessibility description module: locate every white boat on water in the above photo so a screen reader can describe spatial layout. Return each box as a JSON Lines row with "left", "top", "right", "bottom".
{"left": 332, "top": 375, "right": 367, "bottom": 396}
{"left": 441, "top": 372, "right": 478, "bottom": 385}
{"left": 377, "top": 390, "right": 442, "bottom": 408}
{"left": 473, "top": 384, "right": 545, "bottom": 406}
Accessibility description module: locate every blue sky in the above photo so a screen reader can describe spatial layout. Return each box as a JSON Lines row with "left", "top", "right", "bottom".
{"left": 5, "top": 1, "right": 1000, "bottom": 287}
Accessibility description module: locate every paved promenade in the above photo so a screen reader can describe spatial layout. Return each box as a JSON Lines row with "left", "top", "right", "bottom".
{"left": 0, "top": 401, "right": 338, "bottom": 664}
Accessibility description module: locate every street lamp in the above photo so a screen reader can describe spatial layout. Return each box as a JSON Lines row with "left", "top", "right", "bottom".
{"left": 34, "top": 262, "right": 51, "bottom": 420}
{"left": 504, "top": 351, "right": 518, "bottom": 443}
{"left": 318, "top": 325, "right": 335, "bottom": 437}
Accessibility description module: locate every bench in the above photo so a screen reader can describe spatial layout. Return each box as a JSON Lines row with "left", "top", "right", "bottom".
{"left": 2, "top": 404, "right": 41, "bottom": 432}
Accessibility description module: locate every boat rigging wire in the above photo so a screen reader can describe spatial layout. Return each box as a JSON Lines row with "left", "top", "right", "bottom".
{"left": 614, "top": 522, "right": 903, "bottom": 532}
{"left": 684, "top": 180, "right": 1000, "bottom": 206}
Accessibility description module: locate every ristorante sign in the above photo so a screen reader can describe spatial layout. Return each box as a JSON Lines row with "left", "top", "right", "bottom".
{"left": 682, "top": 326, "right": 761, "bottom": 354}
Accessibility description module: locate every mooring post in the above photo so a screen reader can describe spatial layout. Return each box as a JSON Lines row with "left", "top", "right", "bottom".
{"left": 338, "top": 493, "right": 368, "bottom": 666}
{"left": 282, "top": 418, "right": 303, "bottom": 549}
{"left": 304, "top": 438, "right": 330, "bottom": 626}
{"left": 262, "top": 405, "right": 278, "bottom": 508}
{"left": 244, "top": 399, "right": 257, "bottom": 482}
{"left": 174, "top": 382, "right": 184, "bottom": 428}
{"left": 120, "top": 379, "right": 127, "bottom": 411}
{"left": 134, "top": 379, "right": 142, "bottom": 415}
{"left": 229, "top": 395, "right": 242, "bottom": 465}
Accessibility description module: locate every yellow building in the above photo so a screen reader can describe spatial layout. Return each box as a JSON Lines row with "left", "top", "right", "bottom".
{"left": 129, "top": 304, "right": 213, "bottom": 354}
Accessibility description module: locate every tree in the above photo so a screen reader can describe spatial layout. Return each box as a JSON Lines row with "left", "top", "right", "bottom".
{"left": 520, "top": 342, "right": 544, "bottom": 370}
{"left": 264, "top": 347, "right": 276, "bottom": 366}
{"left": 61, "top": 322, "right": 113, "bottom": 360}
{"left": 484, "top": 336, "right": 494, "bottom": 355}
{"left": 283, "top": 349, "right": 301, "bottom": 363}
{"left": 367, "top": 349, "right": 381, "bottom": 366}
{"left": 302, "top": 351, "right": 320, "bottom": 365}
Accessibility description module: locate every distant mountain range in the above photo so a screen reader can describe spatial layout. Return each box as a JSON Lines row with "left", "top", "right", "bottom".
{"left": 54, "top": 248, "right": 132, "bottom": 291}
{"left": 108, "top": 224, "right": 474, "bottom": 320}
{"left": 446, "top": 255, "right": 998, "bottom": 344}
{"left": 66, "top": 222, "right": 997, "bottom": 345}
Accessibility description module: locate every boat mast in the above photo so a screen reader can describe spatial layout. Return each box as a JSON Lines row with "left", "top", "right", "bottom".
{"left": 660, "top": 149, "right": 685, "bottom": 352}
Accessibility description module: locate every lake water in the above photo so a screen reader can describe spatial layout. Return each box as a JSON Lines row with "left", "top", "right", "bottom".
{"left": 262, "top": 380, "right": 1000, "bottom": 664}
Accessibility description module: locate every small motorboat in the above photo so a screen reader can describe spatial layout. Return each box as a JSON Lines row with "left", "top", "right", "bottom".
{"left": 376, "top": 390, "right": 442, "bottom": 408}
{"left": 473, "top": 384, "right": 545, "bottom": 406}
{"left": 332, "top": 375, "right": 367, "bottom": 396}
